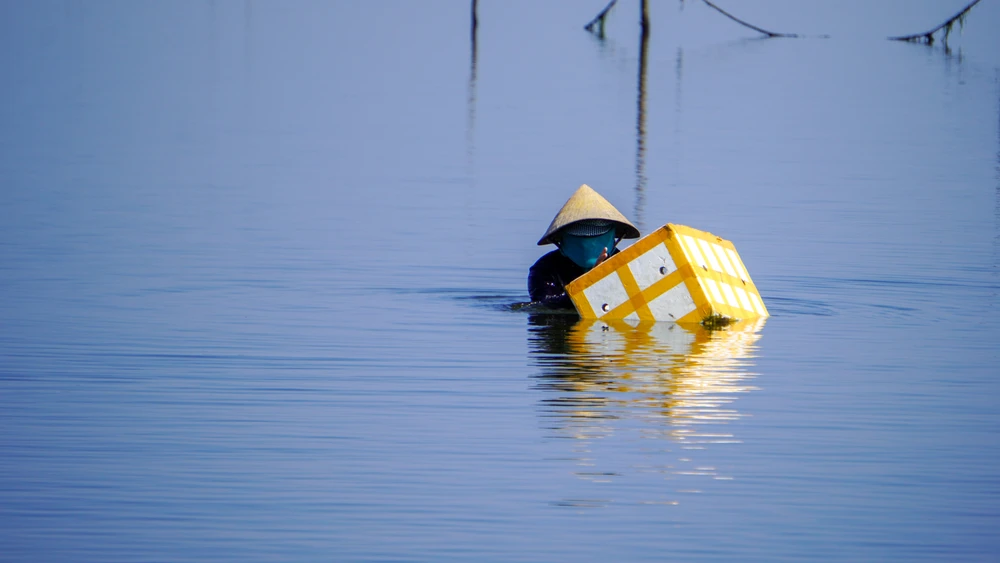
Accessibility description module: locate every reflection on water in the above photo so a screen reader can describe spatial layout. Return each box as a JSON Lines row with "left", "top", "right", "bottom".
{"left": 634, "top": 0, "right": 649, "bottom": 233}
{"left": 466, "top": 0, "right": 478, "bottom": 171}
{"left": 528, "top": 315, "right": 765, "bottom": 505}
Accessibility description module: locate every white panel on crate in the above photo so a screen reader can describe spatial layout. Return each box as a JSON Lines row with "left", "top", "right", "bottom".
{"left": 749, "top": 292, "right": 766, "bottom": 316}
{"left": 682, "top": 235, "right": 708, "bottom": 269}
{"left": 720, "top": 282, "right": 740, "bottom": 308}
{"left": 628, "top": 242, "right": 676, "bottom": 290}
{"left": 726, "top": 248, "right": 749, "bottom": 282}
{"left": 703, "top": 278, "right": 725, "bottom": 305}
{"left": 646, "top": 282, "right": 696, "bottom": 321}
{"left": 582, "top": 271, "right": 630, "bottom": 317}
{"left": 697, "top": 239, "right": 723, "bottom": 273}
{"left": 735, "top": 286, "right": 753, "bottom": 312}
{"left": 713, "top": 244, "right": 739, "bottom": 278}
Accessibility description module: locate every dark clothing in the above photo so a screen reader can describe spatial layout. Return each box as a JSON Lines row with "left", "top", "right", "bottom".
{"left": 528, "top": 250, "right": 585, "bottom": 309}
{"left": 528, "top": 248, "right": 619, "bottom": 309}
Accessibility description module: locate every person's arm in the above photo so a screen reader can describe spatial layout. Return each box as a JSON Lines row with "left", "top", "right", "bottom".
{"left": 528, "top": 259, "right": 575, "bottom": 309}
{"left": 533, "top": 283, "right": 574, "bottom": 309}
{"left": 528, "top": 247, "right": 610, "bottom": 309}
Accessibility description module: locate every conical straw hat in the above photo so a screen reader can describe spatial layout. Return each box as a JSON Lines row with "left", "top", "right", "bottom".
{"left": 537, "top": 184, "right": 640, "bottom": 245}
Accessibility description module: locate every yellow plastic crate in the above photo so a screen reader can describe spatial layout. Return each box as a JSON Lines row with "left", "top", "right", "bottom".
{"left": 565, "top": 223, "right": 768, "bottom": 324}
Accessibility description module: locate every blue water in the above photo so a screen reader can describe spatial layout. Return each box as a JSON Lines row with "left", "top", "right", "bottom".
{"left": 1, "top": 1, "right": 999, "bottom": 561}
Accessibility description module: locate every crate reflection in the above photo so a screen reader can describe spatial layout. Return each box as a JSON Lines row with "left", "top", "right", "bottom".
{"left": 529, "top": 315, "right": 765, "bottom": 445}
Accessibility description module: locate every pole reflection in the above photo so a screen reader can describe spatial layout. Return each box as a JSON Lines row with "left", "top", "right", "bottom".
{"left": 528, "top": 314, "right": 765, "bottom": 504}
{"left": 466, "top": 0, "right": 478, "bottom": 172}
{"left": 634, "top": 0, "right": 649, "bottom": 234}
{"left": 995, "top": 69, "right": 999, "bottom": 293}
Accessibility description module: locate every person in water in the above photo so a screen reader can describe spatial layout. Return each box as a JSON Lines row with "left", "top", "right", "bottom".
{"left": 528, "top": 184, "right": 640, "bottom": 309}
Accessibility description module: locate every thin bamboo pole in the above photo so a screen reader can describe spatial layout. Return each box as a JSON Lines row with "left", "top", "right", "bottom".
{"left": 888, "top": 0, "right": 981, "bottom": 46}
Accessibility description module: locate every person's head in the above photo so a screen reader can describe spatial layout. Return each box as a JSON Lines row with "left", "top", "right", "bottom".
{"left": 537, "top": 184, "right": 640, "bottom": 269}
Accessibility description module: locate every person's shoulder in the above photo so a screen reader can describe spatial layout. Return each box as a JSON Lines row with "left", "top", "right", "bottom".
{"left": 530, "top": 249, "right": 565, "bottom": 270}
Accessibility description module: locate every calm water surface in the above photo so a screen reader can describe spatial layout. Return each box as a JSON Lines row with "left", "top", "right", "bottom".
{"left": 1, "top": 1, "right": 999, "bottom": 561}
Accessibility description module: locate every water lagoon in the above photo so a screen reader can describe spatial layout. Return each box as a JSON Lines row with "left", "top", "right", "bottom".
{"left": 1, "top": 1, "right": 998, "bottom": 561}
